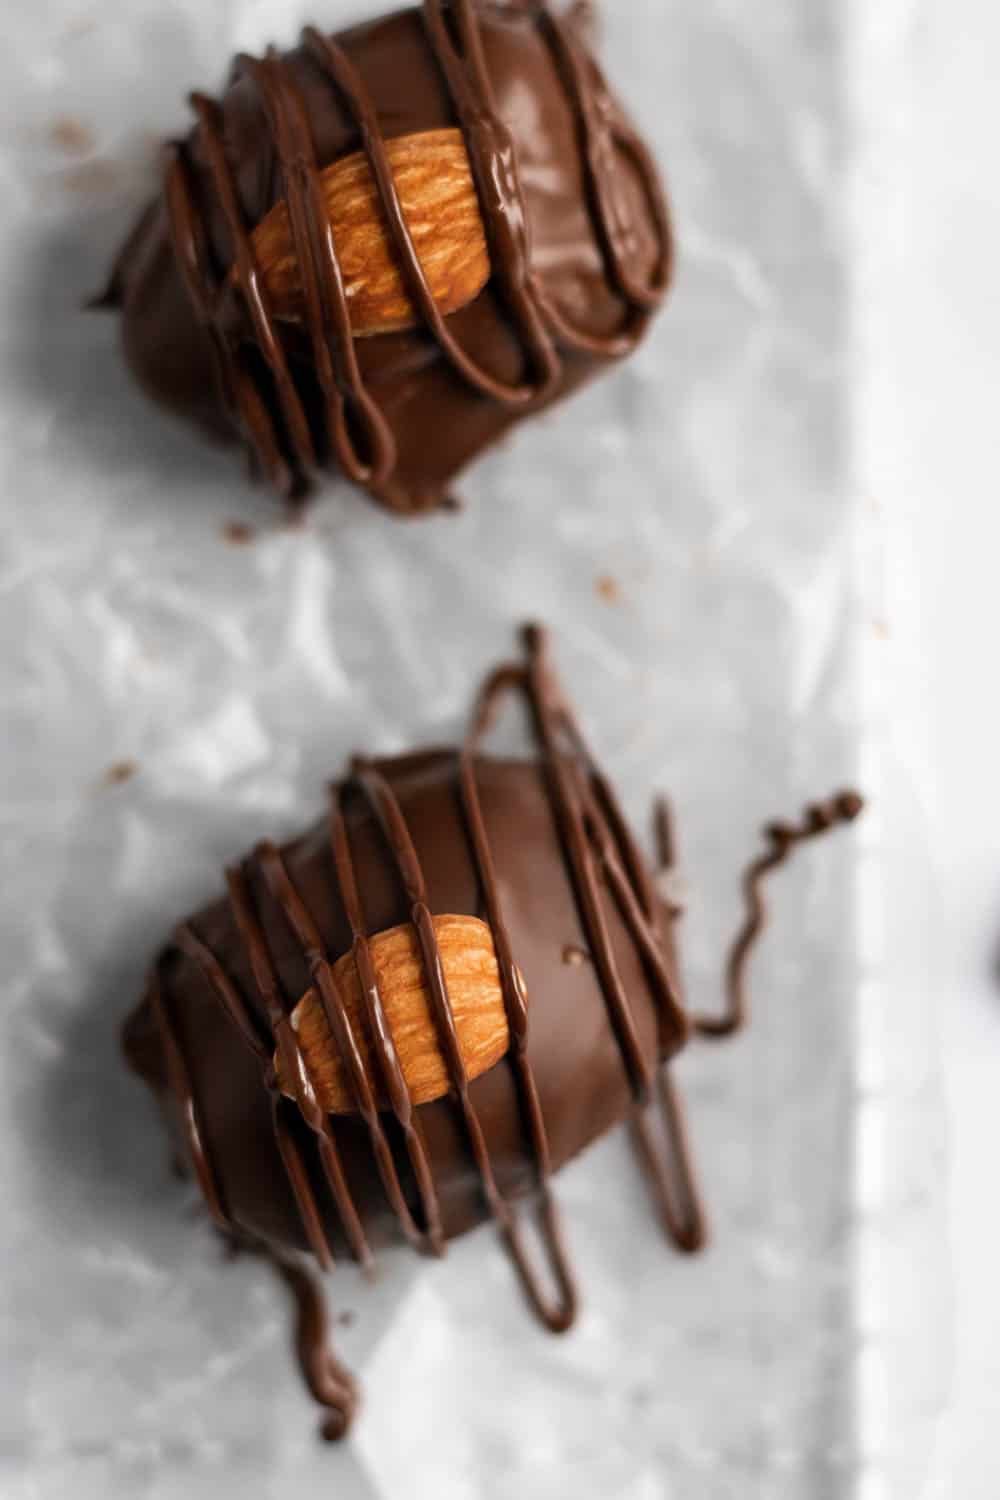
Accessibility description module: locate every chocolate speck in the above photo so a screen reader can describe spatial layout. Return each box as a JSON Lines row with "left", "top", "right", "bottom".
{"left": 61, "top": 159, "right": 119, "bottom": 196}
{"left": 222, "top": 520, "right": 256, "bottom": 546}
{"left": 49, "top": 117, "right": 95, "bottom": 155}
{"left": 65, "top": 17, "right": 98, "bottom": 40}
{"left": 596, "top": 573, "right": 621, "bottom": 605}
{"left": 336, "top": 1310, "right": 356, "bottom": 1329}
{"left": 103, "top": 759, "right": 137, "bottom": 787}
{"left": 562, "top": 945, "right": 590, "bottom": 967}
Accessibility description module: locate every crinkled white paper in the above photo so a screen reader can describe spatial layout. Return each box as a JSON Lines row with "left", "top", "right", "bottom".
{"left": 0, "top": 3, "right": 944, "bottom": 1497}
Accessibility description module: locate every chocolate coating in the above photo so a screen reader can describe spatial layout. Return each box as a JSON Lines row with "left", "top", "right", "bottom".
{"left": 131, "top": 751, "right": 672, "bottom": 1253}
{"left": 101, "top": 2, "right": 672, "bottom": 510}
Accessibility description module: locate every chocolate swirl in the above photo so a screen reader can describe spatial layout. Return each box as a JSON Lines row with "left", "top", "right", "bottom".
{"left": 697, "top": 790, "right": 866, "bottom": 1038}
{"left": 103, "top": 2, "right": 671, "bottom": 511}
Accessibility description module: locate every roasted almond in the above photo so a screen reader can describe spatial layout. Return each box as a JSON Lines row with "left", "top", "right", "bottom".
{"left": 245, "top": 127, "right": 490, "bottom": 336}
{"left": 278, "top": 914, "right": 517, "bottom": 1113}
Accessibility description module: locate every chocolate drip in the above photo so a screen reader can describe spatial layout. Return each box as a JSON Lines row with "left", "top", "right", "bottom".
{"left": 697, "top": 790, "right": 866, "bottom": 1038}
{"left": 225, "top": 1233, "right": 358, "bottom": 1441}
{"left": 147, "top": 967, "right": 230, "bottom": 1232}
{"left": 270, "top": 1249, "right": 359, "bottom": 1441}
{"left": 627, "top": 796, "right": 707, "bottom": 1252}
{"left": 156, "top": 1, "right": 669, "bottom": 505}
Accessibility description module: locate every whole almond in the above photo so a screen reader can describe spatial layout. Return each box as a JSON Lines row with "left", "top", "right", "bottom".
{"left": 278, "top": 914, "right": 518, "bottom": 1114}
{"left": 246, "top": 127, "right": 491, "bottom": 336}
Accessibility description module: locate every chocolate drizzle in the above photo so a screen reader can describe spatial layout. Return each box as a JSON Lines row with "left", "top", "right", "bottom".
{"left": 151, "top": 0, "right": 670, "bottom": 507}
{"left": 697, "top": 790, "right": 866, "bottom": 1038}
{"left": 272, "top": 1249, "right": 359, "bottom": 1441}
{"left": 147, "top": 968, "right": 230, "bottom": 1233}
{"left": 630, "top": 798, "right": 707, "bottom": 1252}
{"left": 141, "top": 626, "right": 704, "bottom": 1436}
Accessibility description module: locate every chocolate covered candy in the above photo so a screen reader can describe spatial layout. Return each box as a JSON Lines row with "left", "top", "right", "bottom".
{"left": 99, "top": 2, "right": 672, "bottom": 511}
{"left": 124, "top": 626, "right": 706, "bottom": 1437}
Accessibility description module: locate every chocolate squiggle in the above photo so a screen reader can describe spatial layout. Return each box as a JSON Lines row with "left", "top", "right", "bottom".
{"left": 146, "top": 625, "right": 701, "bottom": 1437}
{"left": 696, "top": 790, "right": 866, "bottom": 1038}
{"left": 159, "top": 0, "right": 670, "bottom": 506}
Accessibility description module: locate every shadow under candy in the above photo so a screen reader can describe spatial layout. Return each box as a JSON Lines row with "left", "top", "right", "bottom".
{"left": 11, "top": 197, "right": 254, "bottom": 506}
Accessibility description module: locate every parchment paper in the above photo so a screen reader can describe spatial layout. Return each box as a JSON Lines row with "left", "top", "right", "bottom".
{"left": 0, "top": 3, "right": 944, "bottom": 1497}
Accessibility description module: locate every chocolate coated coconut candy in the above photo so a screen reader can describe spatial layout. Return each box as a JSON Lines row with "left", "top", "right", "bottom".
{"left": 124, "top": 626, "right": 707, "bottom": 1438}
{"left": 98, "top": 1, "right": 672, "bottom": 511}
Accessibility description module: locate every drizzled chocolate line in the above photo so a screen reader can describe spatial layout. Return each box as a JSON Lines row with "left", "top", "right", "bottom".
{"left": 148, "top": 961, "right": 367, "bottom": 1436}
{"left": 533, "top": 6, "right": 671, "bottom": 354}
{"left": 164, "top": 132, "right": 292, "bottom": 495}
{"left": 329, "top": 788, "right": 448, "bottom": 1257}
{"left": 350, "top": 755, "right": 580, "bottom": 1329}
{"left": 473, "top": 626, "right": 701, "bottom": 1261}
{"left": 160, "top": 0, "right": 670, "bottom": 504}
{"left": 147, "top": 967, "right": 230, "bottom": 1233}
{"left": 419, "top": 0, "right": 560, "bottom": 406}
{"left": 301, "top": 24, "right": 539, "bottom": 411}
{"left": 520, "top": 627, "right": 687, "bottom": 1095}
{"left": 272, "top": 1250, "right": 359, "bottom": 1442}
{"left": 697, "top": 790, "right": 866, "bottom": 1038}
{"left": 258, "top": 838, "right": 444, "bottom": 1261}
{"left": 234, "top": 50, "right": 396, "bottom": 490}
{"left": 630, "top": 797, "right": 707, "bottom": 1252}
{"left": 231, "top": 861, "right": 377, "bottom": 1272}
{"left": 631, "top": 1074, "right": 706, "bottom": 1253}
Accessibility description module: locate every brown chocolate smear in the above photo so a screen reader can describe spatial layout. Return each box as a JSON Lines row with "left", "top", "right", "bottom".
{"left": 100, "top": 2, "right": 671, "bottom": 512}
{"left": 222, "top": 520, "right": 256, "bottom": 545}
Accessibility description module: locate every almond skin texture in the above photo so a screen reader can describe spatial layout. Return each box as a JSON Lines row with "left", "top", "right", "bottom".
{"left": 247, "top": 127, "right": 491, "bottom": 336}
{"left": 278, "top": 914, "right": 516, "bottom": 1114}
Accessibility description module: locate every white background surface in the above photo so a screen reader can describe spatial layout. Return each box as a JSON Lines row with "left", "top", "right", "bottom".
{"left": 858, "top": 0, "right": 1000, "bottom": 1493}
{"left": 1, "top": 3, "right": 867, "bottom": 1496}
{"left": 2, "top": 0, "right": 998, "bottom": 1494}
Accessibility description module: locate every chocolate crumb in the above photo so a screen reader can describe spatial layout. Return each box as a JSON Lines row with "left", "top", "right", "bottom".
{"left": 49, "top": 116, "right": 95, "bottom": 155}
{"left": 336, "top": 1310, "right": 356, "bottom": 1329}
{"left": 562, "top": 945, "right": 590, "bottom": 967}
{"left": 596, "top": 573, "right": 621, "bottom": 605}
{"left": 103, "top": 760, "right": 137, "bottom": 787}
{"left": 61, "top": 158, "right": 118, "bottom": 195}
{"left": 222, "top": 520, "right": 256, "bottom": 546}
{"left": 65, "top": 17, "right": 98, "bottom": 40}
